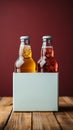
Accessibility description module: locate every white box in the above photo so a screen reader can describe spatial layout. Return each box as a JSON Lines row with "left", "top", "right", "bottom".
{"left": 13, "top": 73, "right": 59, "bottom": 111}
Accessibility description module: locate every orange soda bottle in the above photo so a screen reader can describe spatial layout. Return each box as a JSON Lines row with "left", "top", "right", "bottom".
{"left": 15, "top": 36, "right": 36, "bottom": 72}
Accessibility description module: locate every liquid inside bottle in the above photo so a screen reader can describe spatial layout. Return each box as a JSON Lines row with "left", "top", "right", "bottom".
{"left": 37, "top": 36, "right": 58, "bottom": 72}
{"left": 15, "top": 36, "right": 36, "bottom": 72}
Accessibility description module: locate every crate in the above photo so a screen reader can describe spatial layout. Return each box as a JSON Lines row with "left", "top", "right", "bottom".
{"left": 13, "top": 73, "right": 59, "bottom": 111}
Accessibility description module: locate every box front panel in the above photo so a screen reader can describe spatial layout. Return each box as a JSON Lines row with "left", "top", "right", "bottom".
{"left": 13, "top": 73, "right": 59, "bottom": 111}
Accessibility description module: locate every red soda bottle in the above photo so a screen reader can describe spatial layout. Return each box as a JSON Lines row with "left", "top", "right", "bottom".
{"left": 37, "top": 36, "right": 58, "bottom": 72}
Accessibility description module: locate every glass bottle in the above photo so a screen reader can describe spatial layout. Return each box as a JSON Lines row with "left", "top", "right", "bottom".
{"left": 15, "top": 36, "right": 36, "bottom": 72}
{"left": 37, "top": 36, "right": 58, "bottom": 72}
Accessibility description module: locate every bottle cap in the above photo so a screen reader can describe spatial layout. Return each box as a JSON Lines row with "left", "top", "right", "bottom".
{"left": 42, "top": 35, "right": 52, "bottom": 40}
{"left": 20, "top": 36, "right": 30, "bottom": 41}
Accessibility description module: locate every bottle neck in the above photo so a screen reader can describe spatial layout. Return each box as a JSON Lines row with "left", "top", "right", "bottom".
{"left": 19, "top": 39, "right": 32, "bottom": 58}
{"left": 19, "top": 41, "right": 25, "bottom": 56}
{"left": 41, "top": 39, "right": 54, "bottom": 58}
{"left": 23, "top": 39, "right": 31, "bottom": 58}
{"left": 42, "top": 39, "right": 52, "bottom": 47}
{"left": 24, "top": 39, "right": 30, "bottom": 45}
{"left": 22, "top": 45, "right": 32, "bottom": 59}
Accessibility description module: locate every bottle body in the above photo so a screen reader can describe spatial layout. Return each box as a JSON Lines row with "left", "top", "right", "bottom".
{"left": 37, "top": 36, "right": 58, "bottom": 72}
{"left": 20, "top": 58, "right": 36, "bottom": 72}
{"left": 15, "top": 36, "right": 36, "bottom": 73}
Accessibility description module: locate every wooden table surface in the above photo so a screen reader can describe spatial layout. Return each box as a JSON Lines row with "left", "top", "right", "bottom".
{"left": 0, "top": 97, "right": 73, "bottom": 130}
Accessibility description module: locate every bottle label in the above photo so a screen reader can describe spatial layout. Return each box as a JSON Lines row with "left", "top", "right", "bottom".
{"left": 15, "top": 56, "right": 24, "bottom": 68}
{"left": 40, "top": 57, "right": 46, "bottom": 68}
{"left": 19, "top": 44, "right": 24, "bottom": 56}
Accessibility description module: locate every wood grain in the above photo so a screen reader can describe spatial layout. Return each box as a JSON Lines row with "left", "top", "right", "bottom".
{"left": 33, "top": 112, "right": 61, "bottom": 130}
{"left": 0, "top": 97, "right": 73, "bottom": 130}
{"left": 4, "top": 112, "right": 31, "bottom": 130}
{"left": 55, "top": 97, "right": 73, "bottom": 130}
{"left": 0, "top": 97, "right": 12, "bottom": 130}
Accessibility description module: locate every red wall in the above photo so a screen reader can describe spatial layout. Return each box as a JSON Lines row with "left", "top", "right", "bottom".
{"left": 0, "top": 0, "right": 73, "bottom": 96}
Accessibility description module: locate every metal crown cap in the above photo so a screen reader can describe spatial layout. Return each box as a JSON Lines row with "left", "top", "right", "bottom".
{"left": 20, "top": 36, "right": 30, "bottom": 41}
{"left": 42, "top": 35, "right": 52, "bottom": 40}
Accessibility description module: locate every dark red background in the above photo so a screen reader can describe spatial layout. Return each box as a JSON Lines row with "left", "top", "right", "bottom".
{"left": 0, "top": 0, "right": 73, "bottom": 96}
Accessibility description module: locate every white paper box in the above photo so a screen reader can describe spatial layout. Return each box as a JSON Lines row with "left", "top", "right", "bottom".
{"left": 13, "top": 73, "right": 59, "bottom": 111}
